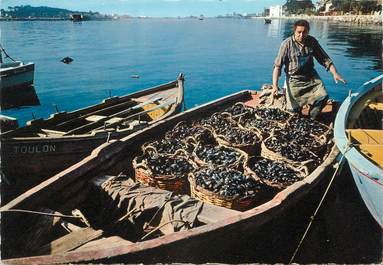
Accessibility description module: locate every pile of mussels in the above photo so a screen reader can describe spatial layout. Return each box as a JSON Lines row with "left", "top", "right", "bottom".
{"left": 133, "top": 100, "right": 332, "bottom": 206}
{"left": 194, "top": 168, "right": 262, "bottom": 199}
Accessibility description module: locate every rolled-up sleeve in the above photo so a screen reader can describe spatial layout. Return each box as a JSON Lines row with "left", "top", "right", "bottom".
{"left": 274, "top": 41, "right": 288, "bottom": 68}
{"left": 312, "top": 38, "right": 333, "bottom": 70}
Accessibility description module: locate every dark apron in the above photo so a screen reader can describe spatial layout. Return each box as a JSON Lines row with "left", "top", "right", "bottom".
{"left": 285, "top": 70, "right": 328, "bottom": 112}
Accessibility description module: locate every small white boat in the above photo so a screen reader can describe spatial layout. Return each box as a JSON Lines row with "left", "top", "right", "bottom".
{"left": 0, "top": 60, "right": 35, "bottom": 91}
{"left": 334, "top": 75, "right": 383, "bottom": 227}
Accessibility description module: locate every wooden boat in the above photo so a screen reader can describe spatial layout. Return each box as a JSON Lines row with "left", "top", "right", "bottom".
{"left": 0, "top": 74, "right": 185, "bottom": 201}
{"left": 0, "top": 61, "right": 34, "bottom": 90}
{"left": 0, "top": 89, "right": 339, "bottom": 264}
{"left": 264, "top": 18, "right": 272, "bottom": 24}
{"left": 334, "top": 74, "right": 383, "bottom": 227}
{"left": 0, "top": 45, "right": 38, "bottom": 109}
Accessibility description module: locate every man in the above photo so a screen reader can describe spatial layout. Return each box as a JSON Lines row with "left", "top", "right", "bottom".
{"left": 272, "top": 19, "right": 346, "bottom": 118}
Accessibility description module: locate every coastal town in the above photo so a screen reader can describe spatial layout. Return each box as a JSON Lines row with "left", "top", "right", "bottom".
{"left": 1, "top": 0, "right": 382, "bottom": 24}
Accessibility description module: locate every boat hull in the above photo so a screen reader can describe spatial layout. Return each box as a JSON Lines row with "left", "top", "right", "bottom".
{"left": 0, "top": 62, "right": 34, "bottom": 90}
{"left": 1, "top": 89, "right": 339, "bottom": 264}
{"left": 334, "top": 75, "right": 383, "bottom": 227}
{"left": 0, "top": 76, "right": 184, "bottom": 202}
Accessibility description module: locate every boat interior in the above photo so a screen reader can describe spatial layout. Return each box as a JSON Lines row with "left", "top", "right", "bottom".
{"left": 2, "top": 173, "right": 238, "bottom": 259}
{"left": 347, "top": 87, "right": 383, "bottom": 167}
{"left": 0, "top": 61, "right": 24, "bottom": 69}
{"left": 1, "top": 91, "right": 337, "bottom": 261}
{"left": 1, "top": 86, "right": 179, "bottom": 138}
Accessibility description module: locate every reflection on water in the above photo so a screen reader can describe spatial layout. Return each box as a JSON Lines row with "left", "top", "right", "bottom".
{"left": 266, "top": 19, "right": 283, "bottom": 38}
{"left": 1, "top": 85, "right": 40, "bottom": 110}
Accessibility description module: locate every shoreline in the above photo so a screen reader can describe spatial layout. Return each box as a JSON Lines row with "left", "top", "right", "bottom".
{"left": 0, "top": 14, "right": 381, "bottom": 25}
{"left": 263, "top": 14, "right": 382, "bottom": 25}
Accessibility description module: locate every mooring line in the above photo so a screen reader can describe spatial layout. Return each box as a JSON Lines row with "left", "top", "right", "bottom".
{"left": 1, "top": 209, "right": 82, "bottom": 219}
{"left": 289, "top": 154, "right": 346, "bottom": 264}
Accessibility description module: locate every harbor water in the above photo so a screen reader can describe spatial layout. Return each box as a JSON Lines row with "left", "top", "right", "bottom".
{"left": 0, "top": 18, "right": 382, "bottom": 263}
{"left": 0, "top": 18, "right": 381, "bottom": 124}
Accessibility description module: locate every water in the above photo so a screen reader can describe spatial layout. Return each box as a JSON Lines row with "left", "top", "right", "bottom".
{"left": 0, "top": 18, "right": 381, "bottom": 125}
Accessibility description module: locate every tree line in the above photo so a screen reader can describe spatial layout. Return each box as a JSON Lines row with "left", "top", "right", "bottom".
{"left": 283, "top": 0, "right": 382, "bottom": 15}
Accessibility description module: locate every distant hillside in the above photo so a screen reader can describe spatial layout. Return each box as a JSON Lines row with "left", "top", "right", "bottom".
{"left": 0, "top": 5, "right": 111, "bottom": 20}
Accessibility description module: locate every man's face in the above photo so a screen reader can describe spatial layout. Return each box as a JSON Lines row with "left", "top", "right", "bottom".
{"left": 294, "top": 26, "right": 309, "bottom": 43}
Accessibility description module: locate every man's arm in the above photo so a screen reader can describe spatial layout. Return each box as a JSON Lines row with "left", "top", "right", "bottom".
{"left": 329, "top": 64, "right": 346, "bottom": 84}
{"left": 272, "top": 66, "right": 281, "bottom": 95}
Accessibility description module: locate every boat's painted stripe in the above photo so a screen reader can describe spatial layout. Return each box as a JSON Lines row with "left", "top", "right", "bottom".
{"left": 350, "top": 163, "right": 383, "bottom": 187}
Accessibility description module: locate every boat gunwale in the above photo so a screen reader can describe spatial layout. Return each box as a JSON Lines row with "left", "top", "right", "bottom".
{"left": 1, "top": 89, "right": 340, "bottom": 264}
{"left": 334, "top": 75, "right": 383, "bottom": 179}
{"left": 334, "top": 74, "right": 383, "bottom": 227}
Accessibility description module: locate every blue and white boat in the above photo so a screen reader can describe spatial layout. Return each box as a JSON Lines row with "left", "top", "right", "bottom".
{"left": 334, "top": 75, "right": 383, "bottom": 228}
{"left": 0, "top": 45, "right": 34, "bottom": 92}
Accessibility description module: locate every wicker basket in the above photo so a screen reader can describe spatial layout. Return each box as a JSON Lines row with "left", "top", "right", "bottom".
{"left": 253, "top": 107, "right": 292, "bottom": 124}
{"left": 192, "top": 142, "right": 248, "bottom": 169}
{"left": 214, "top": 126, "right": 262, "bottom": 156}
{"left": 188, "top": 173, "right": 255, "bottom": 211}
{"left": 132, "top": 150, "right": 196, "bottom": 193}
{"left": 244, "top": 156, "right": 308, "bottom": 189}
{"left": 238, "top": 114, "right": 284, "bottom": 138}
{"left": 224, "top": 102, "right": 254, "bottom": 121}
{"left": 198, "top": 112, "right": 239, "bottom": 134}
{"left": 261, "top": 132, "right": 318, "bottom": 167}
{"left": 286, "top": 115, "right": 333, "bottom": 141}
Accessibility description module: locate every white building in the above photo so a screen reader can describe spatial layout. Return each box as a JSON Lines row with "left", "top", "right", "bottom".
{"left": 269, "top": 5, "right": 283, "bottom": 17}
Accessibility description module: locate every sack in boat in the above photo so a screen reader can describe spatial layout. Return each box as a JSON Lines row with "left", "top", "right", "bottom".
{"left": 132, "top": 149, "right": 197, "bottom": 193}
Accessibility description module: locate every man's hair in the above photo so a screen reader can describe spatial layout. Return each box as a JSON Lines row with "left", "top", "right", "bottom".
{"left": 293, "top": 19, "right": 310, "bottom": 31}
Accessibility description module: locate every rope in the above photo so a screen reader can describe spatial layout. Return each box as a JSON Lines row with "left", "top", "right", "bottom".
{"left": 1, "top": 209, "right": 83, "bottom": 219}
{"left": 140, "top": 219, "right": 190, "bottom": 241}
{"left": 288, "top": 154, "right": 346, "bottom": 264}
{"left": 0, "top": 44, "right": 16, "bottom": 62}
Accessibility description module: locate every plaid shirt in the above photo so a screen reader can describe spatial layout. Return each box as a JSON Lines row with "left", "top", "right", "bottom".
{"left": 274, "top": 35, "right": 333, "bottom": 77}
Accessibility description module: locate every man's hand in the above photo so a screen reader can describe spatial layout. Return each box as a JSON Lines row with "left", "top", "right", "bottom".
{"left": 272, "top": 85, "right": 279, "bottom": 96}
{"left": 333, "top": 72, "right": 346, "bottom": 84}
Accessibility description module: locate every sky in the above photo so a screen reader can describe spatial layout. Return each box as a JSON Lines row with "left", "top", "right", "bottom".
{"left": 1, "top": 0, "right": 292, "bottom": 17}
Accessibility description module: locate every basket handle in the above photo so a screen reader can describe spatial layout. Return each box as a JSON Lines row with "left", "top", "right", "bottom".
{"left": 297, "top": 159, "right": 314, "bottom": 176}
{"left": 185, "top": 135, "right": 198, "bottom": 145}
{"left": 143, "top": 145, "right": 158, "bottom": 155}
{"left": 174, "top": 148, "right": 189, "bottom": 157}
{"left": 133, "top": 157, "right": 150, "bottom": 171}
{"left": 317, "top": 134, "right": 327, "bottom": 144}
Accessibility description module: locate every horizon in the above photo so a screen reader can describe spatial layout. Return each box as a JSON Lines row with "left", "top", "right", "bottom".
{"left": 1, "top": 0, "right": 301, "bottom": 17}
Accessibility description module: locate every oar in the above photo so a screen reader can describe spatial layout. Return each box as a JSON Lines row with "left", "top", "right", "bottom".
{"left": 63, "top": 97, "right": 162, "bottom": 135}
{"left": 99, "top": 98, "right": 177, "bottom": 130}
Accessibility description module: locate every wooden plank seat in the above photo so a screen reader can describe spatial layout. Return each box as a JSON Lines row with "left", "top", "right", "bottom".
{"left": 74, "top": 235, "right": 133, "bottom": 252}
{"left": 85, "top": 115, "right": 107, "bottom": 122}
{"left": 41, "top": 128, "right": 66, "bottom": 136}
{"left": 38, "top": 227, "right": 104, "bottom": 255}
{"left": 358, "top": 144, "right": 383, "bottom": 166}
{"left": 368, "top": 102, "right": 383, "bottom": 111}
{"left": 347, "top": 129, "right": 383, "bottom": 144}
{"left": 104, "top": 117, "right": 124, "bottom": 125}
